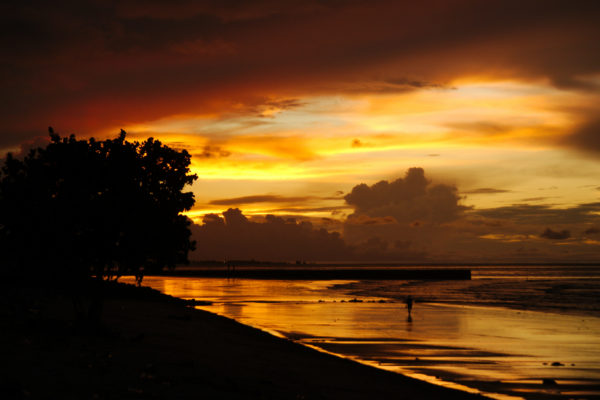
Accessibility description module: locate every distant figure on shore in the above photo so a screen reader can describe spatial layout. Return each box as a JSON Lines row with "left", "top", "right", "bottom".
{"left": 405, "top": 295, "right": 413, "bottom": 317}
{"left": 226, "top": 261, "right": 235, "bottom": 274}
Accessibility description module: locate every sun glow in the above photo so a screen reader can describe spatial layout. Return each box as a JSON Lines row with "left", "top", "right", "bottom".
{"left": 109, "top": 79, "right": 600, "bottom": 218}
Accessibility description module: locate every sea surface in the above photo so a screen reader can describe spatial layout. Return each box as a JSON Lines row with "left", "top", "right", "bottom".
{"left": 124, "top": 265, "right": 600, "bottom": 400}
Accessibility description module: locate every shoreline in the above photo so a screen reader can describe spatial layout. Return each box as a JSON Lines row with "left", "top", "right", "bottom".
{"left": 196, "top": 300, "right": 600, "bottom": 400}
{"left": 1, "top": 282, "right": 487, "bottom": 399}
{"left": 128, "top": 276, "right": 600, "bottom": 400}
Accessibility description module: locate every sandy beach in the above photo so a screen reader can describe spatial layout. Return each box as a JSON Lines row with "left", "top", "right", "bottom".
{"left": 0, "top": 282, "right": 486, "bottom": 399}
{"left": 130, "top": 275, "right": 600, "bottom": 400}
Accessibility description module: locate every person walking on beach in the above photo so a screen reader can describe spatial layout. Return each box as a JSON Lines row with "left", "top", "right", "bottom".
{"left": 405, "top": 295, "right": 413, "bottom": 316}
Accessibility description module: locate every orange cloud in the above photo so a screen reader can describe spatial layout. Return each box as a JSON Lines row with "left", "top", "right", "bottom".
{"left": 3, "top": 0, "right": 600, "bottom": 150}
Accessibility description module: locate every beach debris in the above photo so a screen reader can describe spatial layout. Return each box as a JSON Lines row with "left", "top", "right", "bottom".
{"left": 186, "top": 298, "right": 212, "bottom": 306}
{"left": 551, "top": 362, "right": 564, "bottom": 367}
{"left": 542, "top": 378, "right": 557, "bottom": 386}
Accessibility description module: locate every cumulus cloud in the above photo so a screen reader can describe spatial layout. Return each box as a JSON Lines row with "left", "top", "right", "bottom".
{"left": 540, "top": 228, "right": 571, "bottom": 240}
{"left": 339, "top": 169, "right": 600, "bottom": 261}
{"left": 191, "top": 208, "right": 351, "bottom": 261}
{"left": 186, "top": 170, "right": 600, "bottom": 262}
{"left": 344, "top": 167, "right": 462, "bottom": 224}
{"left": 340, "top": 168, "right": 470, "bottom": 261}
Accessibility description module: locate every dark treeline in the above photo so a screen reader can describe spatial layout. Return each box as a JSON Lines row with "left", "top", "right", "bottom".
{"left": 0, "top": 128, "right": 197, "bottom": 319}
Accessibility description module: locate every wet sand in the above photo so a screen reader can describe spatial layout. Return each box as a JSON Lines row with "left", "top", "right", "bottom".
{"left": 131, "top": 277, "right": 600, "bottom": 400}
{"left": 201, "top": 301, "right": 600, "bottom": 400}
{"left": 0, "top": 283, "right": 486, "bottom": 399}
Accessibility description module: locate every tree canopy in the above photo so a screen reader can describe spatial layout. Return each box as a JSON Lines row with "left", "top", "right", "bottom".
{"left": 0, "top": 128, "right": 197, "bottom": 285}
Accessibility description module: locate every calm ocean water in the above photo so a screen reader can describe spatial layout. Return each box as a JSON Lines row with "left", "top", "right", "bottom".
{"left": 332, "top": 265, "right": 600, "bottom": 316}
{"left": 126, "top": 265, "right": 600, "bottom": 400}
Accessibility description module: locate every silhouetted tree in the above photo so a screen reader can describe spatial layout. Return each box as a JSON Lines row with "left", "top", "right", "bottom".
{"left": 0, "top": 128, "right": 197, "bottom": 317}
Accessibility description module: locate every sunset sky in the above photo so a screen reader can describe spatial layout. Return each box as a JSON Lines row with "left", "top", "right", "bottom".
{"left": 3, "top": 0, "right": 600, "bottom": 262}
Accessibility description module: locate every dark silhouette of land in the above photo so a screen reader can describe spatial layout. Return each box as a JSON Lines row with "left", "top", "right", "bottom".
{"left": 0, "top": 128, "right": 197, "bottom": 320}
{"left": 0, "top": 281, "right": 488, "bottom": 399}
{"left": 0, "top": 130, "right": 485, "bottom": 399}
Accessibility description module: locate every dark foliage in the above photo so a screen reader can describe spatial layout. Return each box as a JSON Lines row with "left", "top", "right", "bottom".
{"left": 0, "top": 128, "right": 197, "bottom": 287}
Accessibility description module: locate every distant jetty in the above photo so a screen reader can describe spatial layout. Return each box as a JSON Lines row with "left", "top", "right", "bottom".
{"left": 152, "top": 268, "right": 471, "bottom": 280}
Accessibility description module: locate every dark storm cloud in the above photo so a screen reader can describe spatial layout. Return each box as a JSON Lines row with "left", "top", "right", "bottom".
{"left": 344, "top": 167, "right": 463, "bottom": 224}
{"left": 190, "top": 208, "right": 351, "bottom": 261}
{"left": 462, "top": 188, "right": 511, "bottom": 195}
{"left": 540, "top": 228, "right": 571, "bottom": 240}
{"left": 2, "top": 0, "right": 600, "bottom": 147}
{"left": 474, "top": 203, "right": 600, "bottom": 225}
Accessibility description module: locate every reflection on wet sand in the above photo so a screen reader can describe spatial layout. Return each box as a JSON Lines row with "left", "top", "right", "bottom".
{"left": 126, "top": 277, "right": 600, "bottom": 400}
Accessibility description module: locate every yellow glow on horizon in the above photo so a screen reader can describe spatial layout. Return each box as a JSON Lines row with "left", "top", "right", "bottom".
{"left": 117, "top": 80, "right": 583, "bottom": 166}
{"left": 102, "top": 78, "right": 600, "bottom": 215}
{"left": 184, "top": 207, "right": 348, "bottom": 224}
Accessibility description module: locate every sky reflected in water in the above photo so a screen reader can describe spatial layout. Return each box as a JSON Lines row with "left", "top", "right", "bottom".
{"left": 124, "top": 276, "right": 600, "bottom": 400}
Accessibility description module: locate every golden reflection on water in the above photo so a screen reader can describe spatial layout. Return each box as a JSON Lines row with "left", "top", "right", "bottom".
{"left": 123, "top": 276, "right": 600, "bottom": 399}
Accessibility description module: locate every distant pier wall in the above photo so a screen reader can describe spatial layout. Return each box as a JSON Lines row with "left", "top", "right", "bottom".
{"left": 154, "top": 268, "right": 471, "bottom": 280}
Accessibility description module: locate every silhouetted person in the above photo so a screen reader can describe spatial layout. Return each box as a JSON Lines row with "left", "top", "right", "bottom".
{"left": 405, "top": 295, "right": 413, "bottom": 317}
